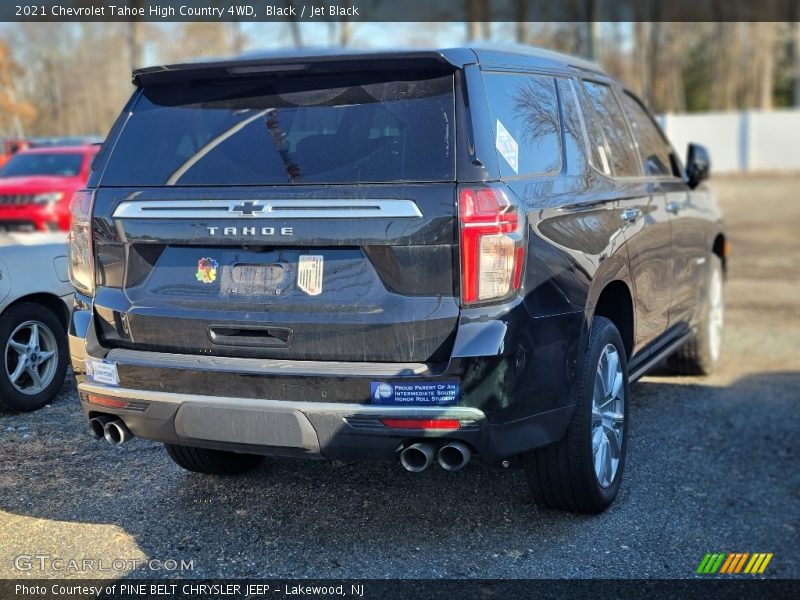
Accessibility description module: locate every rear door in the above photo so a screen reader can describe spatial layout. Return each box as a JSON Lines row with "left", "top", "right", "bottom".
{"left": 617, "top": 91, "right": 703, "bottom": 332}
{"left": 90, "top": 68, "right": 461, "bottom": 363}
{"left": 577, "top": 80, "right": 673, "bottom": 351}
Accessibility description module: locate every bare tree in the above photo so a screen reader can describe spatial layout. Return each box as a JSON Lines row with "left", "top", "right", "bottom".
{"left": 753, "top": 23, "right": 777, "bottom": 110}
{"left": 514, "top": 0, "right": 528, "bottom": 44}
{"left": 466, "top": 0, "right": 481, "bottom": 41}
{"left": 285, "top": 0, "right": 303, "bottom": 47}
{"left": 792, "top": 21, "right": 800, "bottom": 106}
{"left": 229, "top": 22, "right": 246, "bottom": 54}
{"left": 0, "top": 41, "right": 36, "bottom": 136}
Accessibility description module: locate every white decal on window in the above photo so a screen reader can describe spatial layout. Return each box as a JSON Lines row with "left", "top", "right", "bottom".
{"left": 495, "top": 119, "right": 519, "bottom": 174}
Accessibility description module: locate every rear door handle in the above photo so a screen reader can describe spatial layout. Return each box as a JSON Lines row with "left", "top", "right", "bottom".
{"left": 620, "top": 208, "right": 641, "bottom": 222}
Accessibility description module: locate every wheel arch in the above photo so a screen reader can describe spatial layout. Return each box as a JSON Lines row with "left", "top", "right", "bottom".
{"left": 591, "top": 280, "right": 635, "bottom": 360}
{"left": 2, "top": 293, "right": 70, "bottom": 331}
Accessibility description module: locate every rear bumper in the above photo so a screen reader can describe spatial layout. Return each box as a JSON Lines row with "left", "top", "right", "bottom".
{"left": 70, "top": 294, "right": 581, "bottom": 463}
{"left": 77, "top": 380, "right": 573, "bottom": 464}
{"left": 78, "top": 382, "right": 491, "bottom": 462}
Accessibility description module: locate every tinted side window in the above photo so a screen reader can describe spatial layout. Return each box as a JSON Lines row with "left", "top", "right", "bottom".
{"left": 619, "top": 92, "right": 673, "bottom": 176}
{"left": 581, "top": 81, "right": 640, "bottom": 177}
{"left": 556, "top": 78, "right": 589, "bottom": 174}
{"left": 483, "top": 72, "right": 562, "bottom": 177}
{"left": 573, "top": 80, "right": 613, "bottom": 176}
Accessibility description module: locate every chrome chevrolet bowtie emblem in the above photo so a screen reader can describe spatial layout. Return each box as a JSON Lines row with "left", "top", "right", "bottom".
{"left": 230, "top": 201, "right": 271, "bottom": 216}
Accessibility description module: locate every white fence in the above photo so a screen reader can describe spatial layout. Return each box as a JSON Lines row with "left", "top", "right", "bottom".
{"left": 659, "top": 109, "right": 800, "bottom": 173}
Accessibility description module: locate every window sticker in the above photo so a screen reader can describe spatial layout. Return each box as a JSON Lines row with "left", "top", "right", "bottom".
{"left": 495, "top": 119, "right": 519, "bottom": 174}
{"left": 297, "top": 255, "right": 324, "bottom": 296}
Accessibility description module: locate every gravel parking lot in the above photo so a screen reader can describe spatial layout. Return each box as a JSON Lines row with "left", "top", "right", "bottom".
{"left": 0, "top": 175, "right": 798, "bottom": 580}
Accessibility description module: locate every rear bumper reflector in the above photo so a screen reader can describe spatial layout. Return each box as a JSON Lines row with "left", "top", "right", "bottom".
{"left": 380, "top": 418, "right": 461, "bottom": 430}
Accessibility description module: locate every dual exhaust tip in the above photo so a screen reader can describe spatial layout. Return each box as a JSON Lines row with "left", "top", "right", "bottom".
{"left": 400, "top": 441, "right": 471, "bottom": 473}
{"left": 88, "top": 415, "right": 133, "bottom": 446}
{"left": 90, "top": 416, "right": 470, "bottom": 469}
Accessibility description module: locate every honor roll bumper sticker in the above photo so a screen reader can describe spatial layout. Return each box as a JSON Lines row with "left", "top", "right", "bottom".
{"left": 371, "top": 382, "right": 460, "bottom": 406}
{"left": 297, "top": 255, "right": 324, "bottom": 295}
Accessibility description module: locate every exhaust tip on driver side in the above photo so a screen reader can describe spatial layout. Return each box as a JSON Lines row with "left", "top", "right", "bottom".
{"left": 88, "top": 415, "right": 114, "bottom": 440}
{"left": 400, "top": 442, "right": 435, "bottom": 472}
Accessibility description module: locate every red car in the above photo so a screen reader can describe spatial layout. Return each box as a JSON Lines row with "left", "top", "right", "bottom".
{"left": 0, "top": 145, "right": 99, "bottom": 232}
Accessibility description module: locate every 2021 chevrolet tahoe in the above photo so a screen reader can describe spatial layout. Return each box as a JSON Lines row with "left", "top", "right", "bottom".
{"left": 68, "top": 46, "right": 725, "bottom": 513}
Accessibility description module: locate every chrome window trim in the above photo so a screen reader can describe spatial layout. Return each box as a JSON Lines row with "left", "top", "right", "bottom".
{"left": 112, "top": 198, "right": 423, "bottom": 219}
{"left": 105, "top": 348, "right": 429, "bottom": 377}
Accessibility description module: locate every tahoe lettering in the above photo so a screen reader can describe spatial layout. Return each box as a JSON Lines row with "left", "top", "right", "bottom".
{"left": 206, "top": 226, "right": 294, "bottom": 236}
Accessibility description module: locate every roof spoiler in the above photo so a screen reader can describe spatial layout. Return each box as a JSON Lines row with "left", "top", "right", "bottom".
{"left": 132, "top": 50, "right": 474, "bottom": 87}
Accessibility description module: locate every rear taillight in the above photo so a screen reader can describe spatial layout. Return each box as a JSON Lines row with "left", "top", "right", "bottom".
{"left": 67, "top": 189, "right": 95, "bottom": 296}
{"left": 458, "top": 185, "right": 525, "bottom": 304}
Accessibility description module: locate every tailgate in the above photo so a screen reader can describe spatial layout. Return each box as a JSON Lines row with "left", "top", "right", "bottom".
{"left": 90, "top": 66, "right": 461, "bottom": 363}
{"left": 92, "top": 185, "right": 459, "bottom": 362}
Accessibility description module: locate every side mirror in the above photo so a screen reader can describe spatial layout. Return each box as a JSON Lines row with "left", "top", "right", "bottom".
{"left": 686, "top": 143, "right": 710, "bottom": 189}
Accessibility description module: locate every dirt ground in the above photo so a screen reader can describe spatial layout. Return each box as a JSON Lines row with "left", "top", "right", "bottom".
{"left": 0, "top": 174, "right": 798, "bottom": 580}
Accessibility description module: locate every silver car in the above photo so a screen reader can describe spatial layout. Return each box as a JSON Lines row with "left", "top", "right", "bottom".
{"left": 0, "top": 233, "right": 73, "bottom": 411}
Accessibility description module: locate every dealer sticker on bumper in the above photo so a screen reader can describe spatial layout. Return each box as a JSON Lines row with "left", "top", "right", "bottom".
{"left": 85, "top": 359, "right": 119, "bottom": 386}
{"left": 371, "top": 381, "right": 459, "bottom": 406}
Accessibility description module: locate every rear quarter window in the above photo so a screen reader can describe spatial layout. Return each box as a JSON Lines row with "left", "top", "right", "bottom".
{"left": 483, "top": 72, "right": 562, "bottom": 178}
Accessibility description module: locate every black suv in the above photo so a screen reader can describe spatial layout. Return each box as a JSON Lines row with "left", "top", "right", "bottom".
{"left": 68, "top": 46, "right": 725, "bottom": 513}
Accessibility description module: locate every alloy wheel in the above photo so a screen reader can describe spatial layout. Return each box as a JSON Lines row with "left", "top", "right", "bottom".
{"left": 591, "top": 344, "right": 625, "bottom": 488}
{"left": 4, "top": 320, "right": 59, "bottom": 395}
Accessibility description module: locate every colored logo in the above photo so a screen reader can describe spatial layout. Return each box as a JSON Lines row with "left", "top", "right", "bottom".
{"left": 696, "top": 552, "right": 773, "bottom": 574}
{"left": 374, "top": 383, "right": 393, "bottom": 401}
{"left": 196, "top": 258, "right": 218, "bottom": 284}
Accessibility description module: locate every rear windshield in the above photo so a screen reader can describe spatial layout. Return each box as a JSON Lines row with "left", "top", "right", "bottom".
{"left": 1, "top": 153, "right": 83, "bottom": 177}
{"left": 101, "top": 72, "right": 455, "bottom": 186}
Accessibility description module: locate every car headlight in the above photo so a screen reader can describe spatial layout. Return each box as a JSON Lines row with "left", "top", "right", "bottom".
{"left": 32, "top": 192, "right": 64, "bottom": 205}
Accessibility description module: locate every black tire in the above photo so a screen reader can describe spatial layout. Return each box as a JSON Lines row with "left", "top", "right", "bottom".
{"left": 667, "top": 255, "right": 724, "bottom": 375}
{"left": 164, "top": 443, "right": 265, "bottom": 475}
{"left": 0, "top": 302, "right": 68, "bottom": 412}
{"left": 523, "top": 316, "right": 630, "bottom": 514}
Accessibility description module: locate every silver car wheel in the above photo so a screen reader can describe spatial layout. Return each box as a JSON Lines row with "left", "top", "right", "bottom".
{"left": 591, "top": 344, "right": 625, "bottom": 488}
{"left": 4, "top": 320, "right": 59, "bottom": 395}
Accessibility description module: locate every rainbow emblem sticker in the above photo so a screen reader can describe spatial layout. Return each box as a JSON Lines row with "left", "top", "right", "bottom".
{"left": 196, "top": 258, "right": 218, "bottom": 284}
